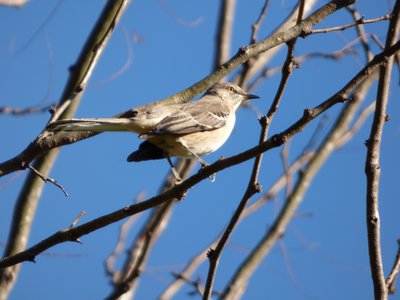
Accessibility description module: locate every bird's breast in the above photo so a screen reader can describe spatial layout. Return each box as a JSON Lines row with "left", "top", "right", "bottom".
{"left": 145, "top": 114, "right": 236, "bottom": 158}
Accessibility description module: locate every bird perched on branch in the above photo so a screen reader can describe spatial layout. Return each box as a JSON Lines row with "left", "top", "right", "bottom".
{"left": 48, "top": 82, "right": 259, "bottom": 181}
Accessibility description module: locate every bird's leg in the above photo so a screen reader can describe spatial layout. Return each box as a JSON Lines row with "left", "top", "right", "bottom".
{"left": 167, "top": 155, "right": 182, "bottom": 183}
{"left": 193, "top": 154, "right": 208, "bottom": 168}
{"left": 180, "top": 145, "right": 216, "bottom": 182}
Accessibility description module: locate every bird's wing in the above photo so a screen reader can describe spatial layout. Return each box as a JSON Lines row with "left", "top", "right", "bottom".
{"left": 149, "top": 101, "right": 230, "bottom": 136}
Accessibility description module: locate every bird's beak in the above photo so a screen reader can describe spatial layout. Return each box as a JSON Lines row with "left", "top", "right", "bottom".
{"left": 246, "top": 93, "right": 260, "bottom": 100}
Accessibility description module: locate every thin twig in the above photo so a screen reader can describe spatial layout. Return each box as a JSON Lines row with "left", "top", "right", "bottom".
{"left": 336, "top": 101, "right": 375, "bottom": 146}
{"left": 281, "top": 142, "right": 292, "bottom": 197}
{"left": 9, "top": 0, "right": 63, "bottom": 53}
{"left": 105, "top": 192, "right": 145, "bottom": 282}
{"left": 248, "top": 45, "right": 356, "bottom": 91}
{"left": 238, "top": 0, "right": 270, "bottom": 87}
{"left": 237, "top": 0, "right": 318, "bottom": 86}
{"left": 346, "top": 6, "right": 374, "bottom": 61}
{"left": 69, "top": 211, "right": 88, "bottom": 229}
{"left": 302, "top": 114, "right": 330, "bottom": 154}
{"left": 251, "top": 0, "right": 270, "bottom": 44}
{"left": 371, "top": 34, "right": 386, "bottom": 50}
{"left": 171, "top": 273, "right": 221, "bottom": 298}
{"left": 304, "top": 14, "right": 391, "bottom": 35}
{"left": 27, "top": 165, "right": 69, "bottom": 197}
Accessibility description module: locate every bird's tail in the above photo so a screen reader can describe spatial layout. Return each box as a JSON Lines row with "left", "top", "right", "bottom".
{"left": 47, "top": 118, "right": 136, "bottom": 132}
{"left": 127, "top": 141, "right": 165, "bottom": 162}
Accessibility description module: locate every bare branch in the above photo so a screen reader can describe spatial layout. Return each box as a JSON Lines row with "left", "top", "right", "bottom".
{"left": 69, "top": 211, "right": 88, "bottom": 229}
{"left": 335, "top": 101, "right": 375, "bottom": 146}
{"left": 365, "top": 1, "right": 400, "bottom": 299}
{"left": 346, "top": 6, "right": 374, "bottom": 61}
{"left": 9, "top": 0, "right": 62, "bottom": 53}
{"left": 238, "top": 0, "right": 318, "bottom": 86}
{"left": 105, "top": 193, "right": 145, "bottom": 282}
{"left": 250, "top": 0, "right": 270, "bottom": 44}
{"left": 27, "top": 165, "right": 69, "bottom": 197}
{"left": 304, "top": 14, "right": 391, "bottom": 35}
{"left": 214, "top": 0, "right": 236, "bottom": 69}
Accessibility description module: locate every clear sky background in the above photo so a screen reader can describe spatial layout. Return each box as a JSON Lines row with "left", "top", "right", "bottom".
{"left": 1, "top": 0, "right": 399, "bottom": 299}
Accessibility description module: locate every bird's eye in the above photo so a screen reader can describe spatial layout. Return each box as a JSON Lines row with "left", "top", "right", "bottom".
{"left": 227, "top": 86, "right": 235, "bottom": 92}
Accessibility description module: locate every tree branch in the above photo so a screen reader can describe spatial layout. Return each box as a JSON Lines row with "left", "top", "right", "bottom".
{"left": 214, "top": 0, "right": 236, "bottom": 69}
{"left": 304, "top": 14, "right": 391, "bottom": 35}
{"left": 365, "top": 1, "right": 400, "bottom": 299}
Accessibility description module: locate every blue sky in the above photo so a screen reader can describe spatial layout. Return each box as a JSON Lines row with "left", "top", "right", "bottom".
{"left": 1, "top": 0, "right": 399, "bottom": 299}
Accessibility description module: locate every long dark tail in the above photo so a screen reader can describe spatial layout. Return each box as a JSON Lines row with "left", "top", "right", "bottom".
{"left": 127, "top": 141, "right": 165, "bottom": 162}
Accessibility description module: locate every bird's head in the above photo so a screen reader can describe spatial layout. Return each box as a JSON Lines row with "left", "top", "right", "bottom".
{"left": 206, "top": 82, "right": 259, "bottom": 110}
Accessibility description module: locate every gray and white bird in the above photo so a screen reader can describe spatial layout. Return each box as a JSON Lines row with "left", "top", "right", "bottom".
{"left": 48, "top": 82, "right": 259, "bottom": 179}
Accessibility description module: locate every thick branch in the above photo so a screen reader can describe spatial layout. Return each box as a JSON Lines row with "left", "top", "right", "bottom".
{"left": 365, "top": 1, "right": 400, "bottom": 299}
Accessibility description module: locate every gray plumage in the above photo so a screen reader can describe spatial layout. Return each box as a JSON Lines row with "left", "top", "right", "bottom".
{"left": 48, "top": 82, "right": 259, "bottom": 173}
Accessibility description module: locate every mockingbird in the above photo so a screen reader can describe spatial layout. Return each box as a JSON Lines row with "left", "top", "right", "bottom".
{"left": 48, "top": 82, "right": 259, "bottom": 180}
